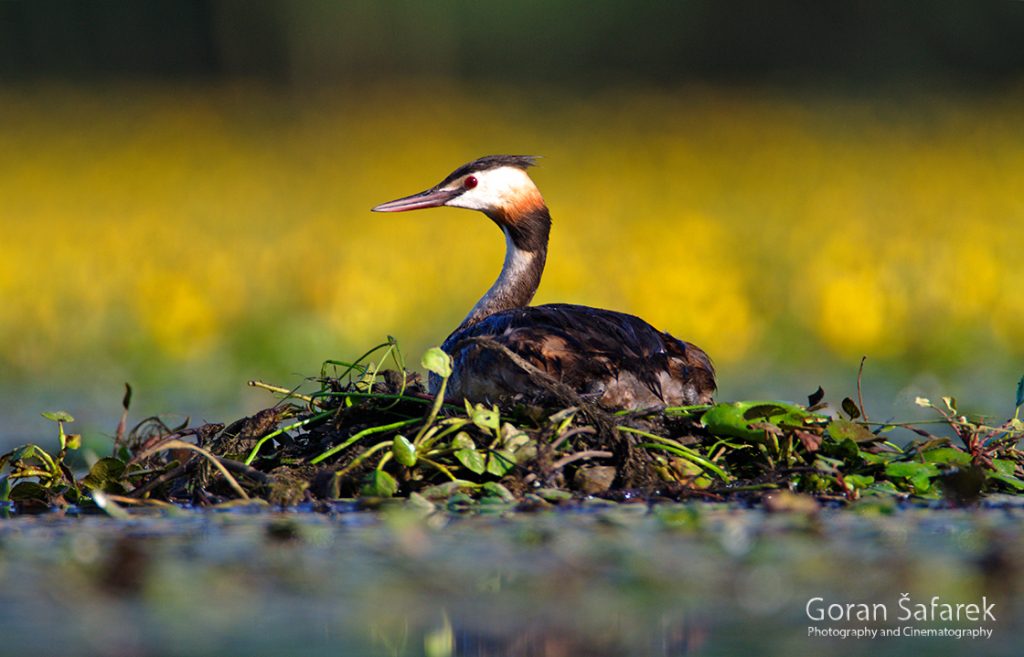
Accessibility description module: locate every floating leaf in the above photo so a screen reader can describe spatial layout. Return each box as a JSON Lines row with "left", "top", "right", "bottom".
{"left": 991, "top": 459, "right": 1018, "bottom": 476}
{"left": 921, "top": 447, "right": 972, "bottom": 467}
{"left": 481, "top": 481, "right": 515, "bottom": 502}
{"left": 865, "top": 480, "right": 901, "bottom": 496}
{"left": 885, "top": 461, "right": 940, "bottom": 479}
{"left": 391, "top": 435, "right": 417, "bottom": 466}
{"left": 361, "top": 469, "right": 399, "bottom": 497}
{"left": 861, "top": 451, "right": 900, "bottom": 465}
{"left": 421, "top": 347, "right": 452, "bottom": 379}
{"left": 41, "top": 411, "right": 74, "bottom": 423}
{"left": 989, "top": 472, "right": 1024, "bottom": 491}
{"left": 885, "top": 461, "right": 940, "bottom": 493}
{"left": 419, "top": 481, "right": 474, "bottom": 500}
{"left": 827, "top": 419, "right": 878, "bottom": 444}
{"left": 536, "top": 488, "right": 573, "bottom": 502}
{"left": 841, "top": 398, "right": 861, "bottom": 419}
{"left": 702, "top": 400, "right": 818, "bottom": 442}
{"left": 742, "top": 404, "right": 788, "bottom": 421}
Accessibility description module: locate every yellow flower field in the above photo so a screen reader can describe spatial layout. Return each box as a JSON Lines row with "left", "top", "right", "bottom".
{"left": 1, "top": 83, "right": 1022, "bottom": 425}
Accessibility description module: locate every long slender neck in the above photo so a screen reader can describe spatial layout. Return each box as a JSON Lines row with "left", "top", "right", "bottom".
{"left": 459, "top": 206, "right": 550, "bottom": 329}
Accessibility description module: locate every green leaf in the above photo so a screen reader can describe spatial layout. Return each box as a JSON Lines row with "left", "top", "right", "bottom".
{"left": 361, "top": 469, "right": 399, "bottom": 497}
{"left": 828, "top": 418, "right": 878, "bottom": 443}
{"left": 861, "top": 451, "right": 900, "bottom": 465}
{"left": 989, "top": 471, "right": 1024, "bottom": 491}
{"left": 843, "top": 474, "right": 874, "bottom": 489}
{"left": 65, "top": 434, "right": 82, "bottom": 451}
{"left": 485, "top": 450, "right": 515, "bottom": 477}
{"left": 82, "top": 457, "right": 127, "bottom": 491}
{"left": 41, "top": 411, "right": 74, "bottom": 423}
{"left": 419, "top": 480, "right": 472, "bottom": 500}
{"left": 391, "top": 435, "right": 417, "bottom": 467}
{"left": 921, "top": 447, "right": 972, "bottom": 467}
{"left": 701, "top": 403, "right": 760, "bottom": 440}
{"left": 991, "top": 459, "right": 1018, "bottom": 476}
{"left": 481, "top": 481, "right": 515, "bottom": 502}
{"left": 885, "top": 461, "right": 940, "bottom": 480}
{"left": 537, "top": 488, "right": 572, "bottom": 502}
{"left": 886, "top": 460, "right": 941, "bottom": 492}
{"left": 829, "top": 437, "right": 862, "bottom": 462}
{"left": 909, "top": 474, "right": 934, "bottom": 494}
{"left": 10, "top": 444, "right": 38, "bottom": 462}
{"left": 421, "top": 347, "right": 452, "bottom": 379}
{"left": 702, "top": 400, "right": 816, "bottom": 442}
{"left": 468, "top": 403, "right": 500, "bottom": 432}
{"left": 455, "top": 447, "right": 486, "bottom": 475}
{"left": 865, "top": 480, "right": 901, "bottom": 496}
{"left": 813, "top": 455, "right": 845, "bottom": 473}
{"left": 9, "top": 481, "right": 49, "bottom": 501}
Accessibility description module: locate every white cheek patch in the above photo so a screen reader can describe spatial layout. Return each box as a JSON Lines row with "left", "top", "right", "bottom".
{"left": 445, "top": 167, "right": 537, "bottom": 212}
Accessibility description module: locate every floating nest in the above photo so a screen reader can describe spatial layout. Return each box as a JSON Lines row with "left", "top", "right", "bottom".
{"left": 3, "top": 340, "right": 1024, "bottom": 514}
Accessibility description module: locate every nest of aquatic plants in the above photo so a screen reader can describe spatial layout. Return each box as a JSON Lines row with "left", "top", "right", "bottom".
{"left": 3, "top": 339, "right": 1024, "bottom": 514}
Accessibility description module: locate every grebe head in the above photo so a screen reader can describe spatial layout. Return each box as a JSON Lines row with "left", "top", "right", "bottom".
{"left": 371, "top": 155, "right": 544, "bottom": 221}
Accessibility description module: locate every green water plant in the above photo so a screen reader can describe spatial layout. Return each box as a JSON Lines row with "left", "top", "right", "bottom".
{"left": 4, "top": 341, "right": 1024, "bottom": 513}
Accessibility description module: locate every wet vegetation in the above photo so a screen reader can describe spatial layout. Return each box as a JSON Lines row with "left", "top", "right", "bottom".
{"left": 4, "top": 340, "right": 1023, "bottom": 516}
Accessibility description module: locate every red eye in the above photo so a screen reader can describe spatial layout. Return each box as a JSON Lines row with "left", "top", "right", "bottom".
{"left": 464, "top": 175, "right": 478, "bottom": 189}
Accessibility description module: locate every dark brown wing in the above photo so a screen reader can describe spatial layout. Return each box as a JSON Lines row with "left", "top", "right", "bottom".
{"left": 437, "top": 303, "right": 716, "bottom": 409}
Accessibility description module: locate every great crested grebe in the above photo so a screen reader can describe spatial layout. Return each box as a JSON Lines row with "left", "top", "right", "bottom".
{"left": 372, "top": 155, "right": 716, "bottom": 410}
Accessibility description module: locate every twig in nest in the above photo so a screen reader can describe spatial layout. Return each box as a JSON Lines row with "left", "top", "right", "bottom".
{"left": 134, "top": 439, "right": 250, "bottom": 500}
{"left": 551, "top": 450, "right": 614, "bottom": 470}
{"left": 130, "top": 461, "right": 189, "bottom": 499}
{"left": 550, "top": 426, "right": 597, "bottom": 451}
{"left": 217, "top": 457, "right": 274, "bottom": 484}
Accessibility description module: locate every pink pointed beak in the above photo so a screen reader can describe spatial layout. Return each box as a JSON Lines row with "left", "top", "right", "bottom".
{"left": 371, "top": 186, "right": 460, "bottom": 212}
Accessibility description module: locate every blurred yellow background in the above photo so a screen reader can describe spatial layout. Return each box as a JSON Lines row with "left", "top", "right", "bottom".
{"left": 2, "top": 83, "right": 1023, "bottom": 442}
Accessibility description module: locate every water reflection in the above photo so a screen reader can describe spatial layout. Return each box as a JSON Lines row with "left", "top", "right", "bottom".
{"left": 0, "top": 504, "right": 1020, "bottom": 656}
